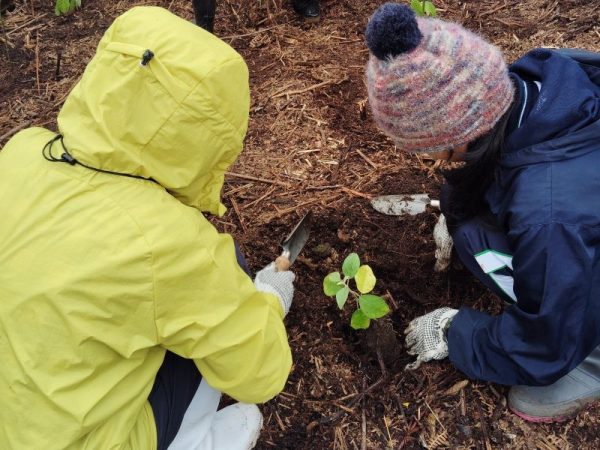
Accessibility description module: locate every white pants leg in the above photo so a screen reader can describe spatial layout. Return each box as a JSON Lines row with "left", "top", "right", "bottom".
{"left": 167, "top": 379, "right": 263, "bottom": 450}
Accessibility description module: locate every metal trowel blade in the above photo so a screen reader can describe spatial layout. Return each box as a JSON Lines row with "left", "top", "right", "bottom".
{"left": 280, "top": 212, "right": 312, "bottom": 265}
{"left": 370, "top": 194, "right": 432, "bottom": 216}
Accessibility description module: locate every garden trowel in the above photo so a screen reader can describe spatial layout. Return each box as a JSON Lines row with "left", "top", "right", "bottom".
{"left": 371, "top": 194, "right": 440, "bottom": 216}
{"left": 275, "top": 212, "right": 312, "bottom": 271}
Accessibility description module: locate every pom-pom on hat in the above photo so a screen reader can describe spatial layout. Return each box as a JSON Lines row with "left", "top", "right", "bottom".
{"left": 365, "top": 3, "right": 514, "bottom": 154}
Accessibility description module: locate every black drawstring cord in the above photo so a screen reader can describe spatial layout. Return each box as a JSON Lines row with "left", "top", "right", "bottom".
{"left": 42, "top": 134, "right": 154, "bottom": 182}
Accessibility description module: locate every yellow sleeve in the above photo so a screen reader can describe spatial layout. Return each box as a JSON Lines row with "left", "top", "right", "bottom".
{"left": 151, "top": 209, "right": 292, "bottom": 404}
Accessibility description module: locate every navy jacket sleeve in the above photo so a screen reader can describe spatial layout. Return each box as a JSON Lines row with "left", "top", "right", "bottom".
{"left": 447, "top": 222, "right": 600, "bottom": 386}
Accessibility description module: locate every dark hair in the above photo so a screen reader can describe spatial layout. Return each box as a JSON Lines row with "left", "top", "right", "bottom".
{"left": 442, "top": 101, "right": 515, "bottom": 227}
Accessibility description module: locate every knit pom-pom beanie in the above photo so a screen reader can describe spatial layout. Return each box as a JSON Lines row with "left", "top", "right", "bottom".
{"left": 365, "top": 3, "right": 514, "bottom": 153}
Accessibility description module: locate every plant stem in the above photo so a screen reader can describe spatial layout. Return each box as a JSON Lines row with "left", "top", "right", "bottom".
{"left": 0, "top": 10, "right": 8, "bottom": 57}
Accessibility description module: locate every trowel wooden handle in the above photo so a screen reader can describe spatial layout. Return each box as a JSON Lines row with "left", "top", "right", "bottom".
{"left": 275, "top": 255, "right": 291, "bottom": 272}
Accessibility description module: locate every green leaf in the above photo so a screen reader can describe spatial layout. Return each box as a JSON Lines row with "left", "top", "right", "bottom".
{"left": 424, "top": 1, "right": 437, "bottom": 17}
{"left": 55, "top": 0, "right": 71, "bottom": 15}
{"left": 411, "top": 0, "right": 424, "bottom": 15}
{"left": 359, "top": 294, "right": 390, "bottom": 319}
{"left": 336, "top": 286, "right": 350, "bottom": 310}
{"left": 351, "top": 309, "right": 371, "bottom": 330}
{"left": 355, "top": 264, "right": 376, "bottom": 294}
{"left": 323, "top": 272, "right": 343, "bottom": 296}
{"left": 342, "top": 253, "right": 360, "bottom": 278}
{"left": 55, "top": 0, "right": 79, "bottom": 15}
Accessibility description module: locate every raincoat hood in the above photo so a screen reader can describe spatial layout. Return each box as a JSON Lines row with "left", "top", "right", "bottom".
{"left": 57, "top": 6, "right": 250, "bottom": 215}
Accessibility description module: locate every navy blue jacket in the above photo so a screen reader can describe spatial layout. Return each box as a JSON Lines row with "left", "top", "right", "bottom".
{"left": 447, "top": 49, "right": 600, "bottom": 386}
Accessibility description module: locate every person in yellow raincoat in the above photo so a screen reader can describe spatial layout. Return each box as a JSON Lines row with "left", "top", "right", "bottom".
{"left": 0, "top": 6, "right": 295, "bottom": 450}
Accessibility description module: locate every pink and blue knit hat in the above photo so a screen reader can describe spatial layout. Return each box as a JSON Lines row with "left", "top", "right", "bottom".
{"left": 365, "top": 3, "right": 514, "bottom": 153}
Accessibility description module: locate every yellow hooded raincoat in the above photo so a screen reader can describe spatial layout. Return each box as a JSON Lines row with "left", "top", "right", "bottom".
{"left": 0, "top": 6, "right": 291, "bottom": 449}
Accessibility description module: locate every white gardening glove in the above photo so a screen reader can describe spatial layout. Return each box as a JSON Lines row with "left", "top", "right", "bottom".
{"left": 433, "top": 213, "right": 453, "bottom": 272}
{"left": 404, "top": 307, "right": 458, "bottom": 370}
{"left": 254, "top": 263, "right": 295, "bottom": 316}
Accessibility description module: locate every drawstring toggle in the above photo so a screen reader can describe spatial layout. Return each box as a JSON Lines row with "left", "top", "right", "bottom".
{"left": 140, "top": 49, "right": 154, "bottom": 66}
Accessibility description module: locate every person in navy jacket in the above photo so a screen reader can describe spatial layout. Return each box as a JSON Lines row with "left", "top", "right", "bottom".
{"left": 365, "top": 3, "right": 600, "bottom": 422}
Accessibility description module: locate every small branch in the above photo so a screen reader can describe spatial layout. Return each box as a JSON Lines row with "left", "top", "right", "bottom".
{"left": 475, "top": 401, "right": 493, "bottom": 450}
{"left": 6, "top": 14, "right": 46, "bottom": 36}
{"left": 55, "top": 49, "right": 62, "bottom": 81}
{"left": 272, "top": 78, "right": 348, "bottom": 99}
{"left": 229, "top": 197, "right": 247, "bottom": 234}
{"left": 305, "top": 184, "right": 343, "bottom": 191}
{"left": 226, "top": 171, "right": 289, "bottom": 187}
{"left": 376, "top": 347, "right": 388, "bottom": 378}
{"left": 479, "top": 2, "right": 509, "bottom": 17}
{"left": 267, "top": 197, "right": 324, "bottom": 220}
{"left": 424, "top": 400, "right": 447, "bottom": 433}
{"left": 330, "top": 144, "right": 351, "bottom": 184}
{"left": 222, "top": 23, "right": 286, "bottom": 40}
{"left": 34, "top": 31, "right": 40, "bottom": 95}
{"left": 341, "top": 187, "right": 372, "bottom": 199}
{"left": 242, "top": 186, "right": 276, "bottom": 210}
{"left": 356, "top": 149, "right": 377, "bottom": 169}
{"left": 0, "top": 121, "right": 33, "bottom": 144}
{"left": 460, "top": 388, "right": 466, "bottom": 416}
{"left": 361, "top": 379, "right": 367, "bottom": 450}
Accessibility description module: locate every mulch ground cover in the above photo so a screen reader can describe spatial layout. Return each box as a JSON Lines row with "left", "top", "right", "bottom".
{"left": 2, "top": 0, "right": 600, "bottom": 448}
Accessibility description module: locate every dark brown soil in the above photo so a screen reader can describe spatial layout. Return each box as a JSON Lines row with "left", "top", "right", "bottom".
{"left": 2, "top": 0, "right": 600, "bottom": 449}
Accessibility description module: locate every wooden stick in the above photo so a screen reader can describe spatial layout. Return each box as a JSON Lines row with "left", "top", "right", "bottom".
{"left": 356, "top": 149, "right": 377, "bottom": 169}
{"left": 341, "top": 187, "right": 373, "bottom": 199}
{"left": 0, "top": 121, "right": 33, "bottom": 144}
{"left": 55, "top": 49, "right": 62, "bottom": 81}
{"left": 305, "top": 184, "right": 342, "bottom": 191}
{"left": 361, "top": 379, "right": 367, "bottom": 450}
{"left": 479, "top": 2, "right": 509, "bottom": 17}
{"left": 274, "top": 410, "right": 286, "bottom": 432}
{"left": 0, "top": 33, "right": 14, "bottom": 49}
{"left": 273, "top": 78, "right": 348, "bottom": 99}
{"left": 222, "top": 23, "right": 285, "bottom": 40}
{"left": 229, "top": 197, "right": 247, "bottom": 234}
{"left": 34, "top": 31, "right": 40, "bottom": 95}
{"left": 242, "top": 186, "right": 275, "bottom": 210}
{"left": 424, "top": 400, "right": 447, "bottom": 433}
{"left": 267, "top": 197, "right": 325, "bottom": 220}
{"left": 226, "top": 171, "right": 289, "bottom": 187}
{"left": 475, "top": 401, "right": 493, "bottom": 450}
{"left": 6, "top": 14, "right": 45, "bottom": 36}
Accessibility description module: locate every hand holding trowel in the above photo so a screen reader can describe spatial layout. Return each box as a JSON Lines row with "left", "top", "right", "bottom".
{"left": 253, "top": 212, "right": 312, "bottom": 317}
{"left": 274, "top": 212, "right": 312, "bottom": 271}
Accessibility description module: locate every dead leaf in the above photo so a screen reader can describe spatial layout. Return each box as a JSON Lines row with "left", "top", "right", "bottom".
{"left": 444, "top": 380, "right": 469, "bottom": 396}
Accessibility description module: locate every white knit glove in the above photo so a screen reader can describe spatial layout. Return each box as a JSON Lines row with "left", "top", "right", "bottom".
{"left": 433, "top": 214, "right": 453, "bottom": 272}
{"left": 404, "top": 307, "right": 458, "bottom": 370}
{"left": 254, "top": 263, "right": 295, "bottom": 316}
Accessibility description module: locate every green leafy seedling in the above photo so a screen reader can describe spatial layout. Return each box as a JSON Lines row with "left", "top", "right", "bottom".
{"left": 323, "top": 253, "right": 390, "bottom": 330}
{"left": 55, "top": 0, "right": 81, "bottom": 16}
{"left": 410, "top": 0, "right": 437, "bottom": 17}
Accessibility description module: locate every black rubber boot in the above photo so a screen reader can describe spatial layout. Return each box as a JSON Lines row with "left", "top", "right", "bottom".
{"left": 292, "top": 0, "right": 320, "bottom": 21}
{"left": 192, "top": 0, "right": 217, "bottom": 33}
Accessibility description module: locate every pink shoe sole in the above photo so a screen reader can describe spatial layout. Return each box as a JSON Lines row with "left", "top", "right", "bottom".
{"left": 509, "top": 406, "right": 570, "bottom": 423}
